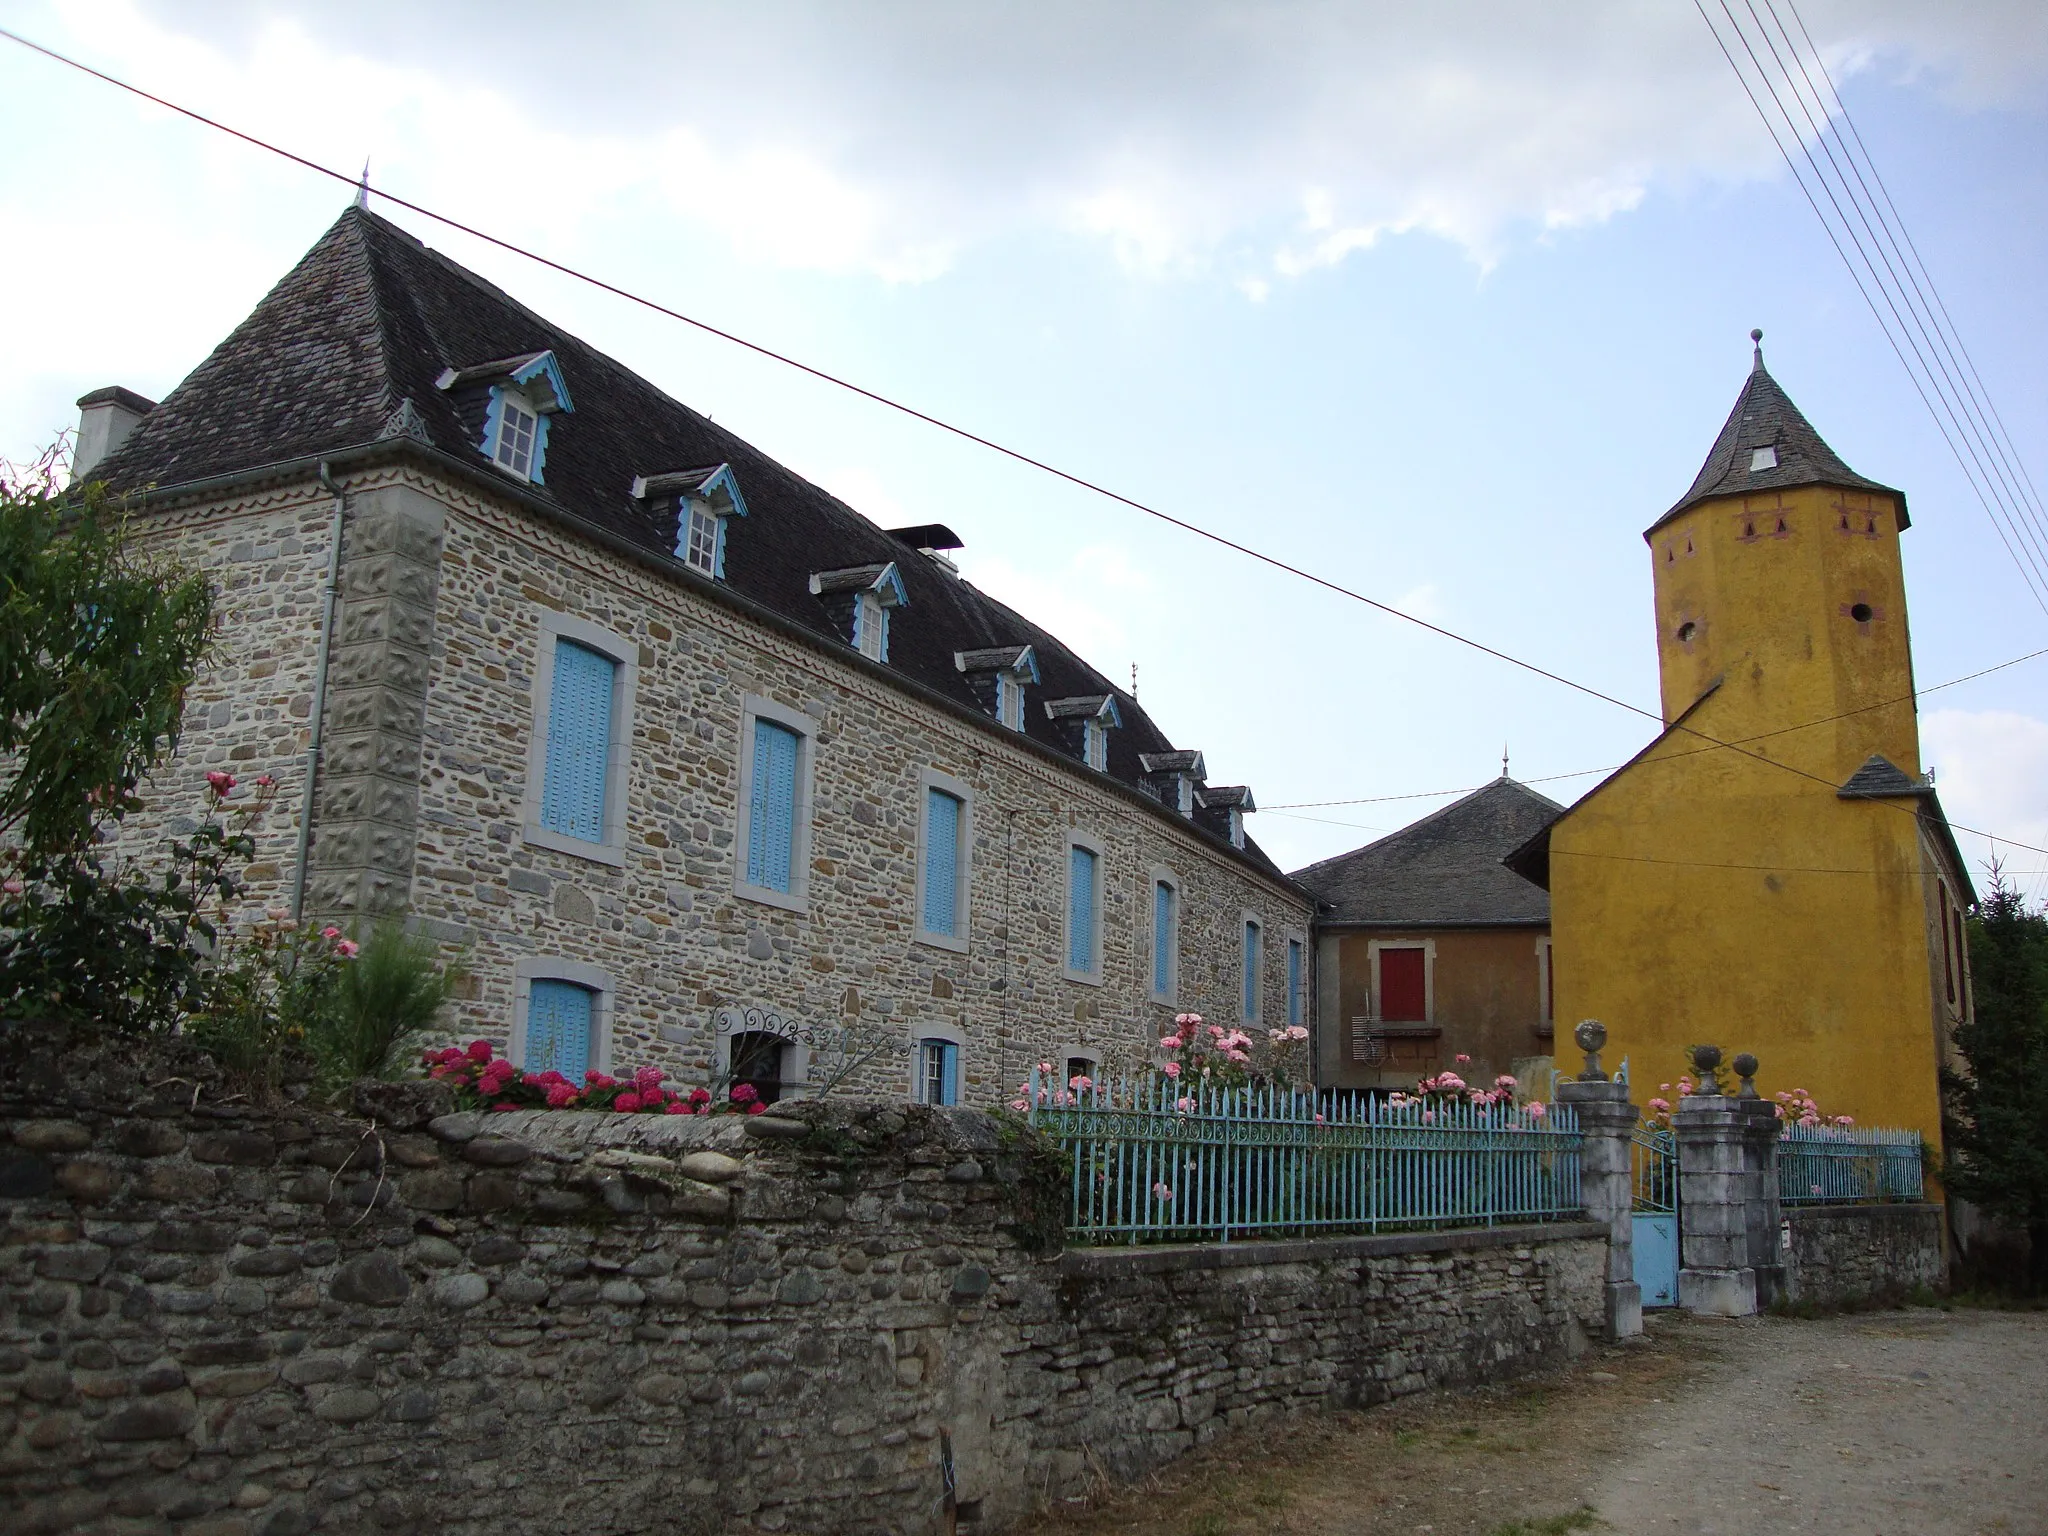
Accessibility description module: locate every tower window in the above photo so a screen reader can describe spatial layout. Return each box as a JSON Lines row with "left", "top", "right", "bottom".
{"left": 1865, "top": 516, "right": 1876, "bottom": 533}
{"left": 1676, "top": 621, "right": 1697, "bottom": 643}
{"left": 1750, "top": 446, "right": 1778, "bottom": 471}
{"left": 1839, "top": 514, "right": 1850, "bottom": 530}
{"left": 1744, "top": 520, "right": 1755, "bottom": 538}
{"left": 1850, "top": 602, "right": 1873, "bottom": 623}
{"left": 1775, "top": 517, "right": 1787, "bottom": 534}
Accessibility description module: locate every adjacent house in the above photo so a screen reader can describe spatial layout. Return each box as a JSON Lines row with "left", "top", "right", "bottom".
{"left": 1506, "top": 343, "right": 1972, "bottom": 1149}
{"left": 78, "top": 204, "right": 1313, "bottom": 1107}
{"left": 1292, "top": 775, "right": 1560, "bottom": 1094}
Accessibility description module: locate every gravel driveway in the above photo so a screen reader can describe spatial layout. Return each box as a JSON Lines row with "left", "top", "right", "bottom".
{"left": 1020, "top": 1306, "right": 2048, "bottom": 1536}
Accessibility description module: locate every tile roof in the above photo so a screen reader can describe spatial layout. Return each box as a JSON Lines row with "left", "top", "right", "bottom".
{"left": 1292, "top": 776, "right": 1561, "bottom": 926}
{"left": 1837, "top": 754, "right": 1930, "bottom": 799}
{"left": 94, "top": 206, "right": 1290, "bottom": 884}
{"left": 1648, "top": 348, "right": 1905, "bottom": 537}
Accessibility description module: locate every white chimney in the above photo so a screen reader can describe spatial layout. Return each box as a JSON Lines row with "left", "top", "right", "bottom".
{"left": 71, "top": 386, "right": 157, "bottom": 483}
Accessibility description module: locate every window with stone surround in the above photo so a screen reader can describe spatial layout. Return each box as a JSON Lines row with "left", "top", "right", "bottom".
{"left": 734, "top": 694, "right": 818, "bottom": 914}
{"left": 1063, "top": 832, "right": 1105, "bottom": 984}
{"left": 511, "top": 957, "right": 613, "bottom": 1076}
{"left": 1149, "top": 868, "right": 1180, "bottom": 1005}
{"left": 1242, "top": 915, "right": 1263, "bottom": 1024}
{"left": 521, "top": 613, "right": 639, "bottom": 867}
{"left": 915, "top": 768, "right": 973, "bottom": 952}
{"left": 911, "top": 1021, "right": 966, "bottom": 1105}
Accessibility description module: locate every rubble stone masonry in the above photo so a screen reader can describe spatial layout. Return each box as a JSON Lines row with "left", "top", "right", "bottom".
{"left": 126, "top": 466, "right": 1313, "bottom": 1104}
{"left": 0, "top": 1025, "right": 1606, "bottom": 1536}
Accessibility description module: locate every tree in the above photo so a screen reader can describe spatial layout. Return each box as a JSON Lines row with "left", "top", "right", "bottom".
{"left": 0, "top": 447, "right": 213, "bottom": 856}
{"left": 0, "top": 448, "right": 217, "bottom": 1031}
{"left": 1943, "top": 863, "right": 2048, "bottom": 1291}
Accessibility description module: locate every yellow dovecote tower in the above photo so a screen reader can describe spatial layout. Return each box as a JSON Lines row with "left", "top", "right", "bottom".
{"left": 1508, "top": 335, "right": 1973, "bottom": 1151}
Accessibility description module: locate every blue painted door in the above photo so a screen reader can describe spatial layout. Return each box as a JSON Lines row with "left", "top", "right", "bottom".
{"left": 1633, "top": 1213, "right": 1679, "bottom": 1308}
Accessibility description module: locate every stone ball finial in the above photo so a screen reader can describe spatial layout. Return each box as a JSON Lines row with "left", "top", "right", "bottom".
{"left": 1690, "top": 1043, "right": 1724, "bottom": 1096}
{"left": 1574, "top": 1019, "right": 1608, "bottom": 1082}
{"left": 1732, "top": 1051, "right": 1760, "bottom": 1099}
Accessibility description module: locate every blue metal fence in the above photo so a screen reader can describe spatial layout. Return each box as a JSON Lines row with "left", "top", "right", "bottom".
{"left": 1632, "top": 1127, "right": 1677, "bottom": 1213}
{"left": 1778, "top": 1123, "right": 1923, "bottom": 1204}
{"left": 1024, "top": 1070, "right": 1582, "bottom": 1244}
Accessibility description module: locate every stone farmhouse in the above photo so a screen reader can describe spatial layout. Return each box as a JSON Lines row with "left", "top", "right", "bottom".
{"left": 77, "top": 205, "right": 1313, "bottom": 1108}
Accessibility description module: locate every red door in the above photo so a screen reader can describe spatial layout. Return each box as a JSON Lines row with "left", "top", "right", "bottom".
{"left": 1380, "top": 948, "right": 1426, "bottom": 1022}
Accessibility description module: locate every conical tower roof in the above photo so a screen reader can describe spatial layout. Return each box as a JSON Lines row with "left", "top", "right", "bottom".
{"left": 1646, "top": 341, "right": 1904, "bottom": 538}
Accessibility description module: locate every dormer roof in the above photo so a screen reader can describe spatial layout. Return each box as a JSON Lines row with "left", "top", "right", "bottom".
{"left": 1196, "top": 785, "right": 1255, "bottom": 813}
{"left": 631, "top": 463, "right": 750, "bottom": 519}
{"left": 1650, "top": 347, "right": 1904, "bottom": 537}
{"left": 955, "top": 645, "right": 1039, "bottom": 681}
{"left": 808, "top": 562, "right": 909, "bottom": 606}
{"left": 1045, "top": 695, "right": 1122, "bottom": 724}
{"left": 435, "top": 349, "right": 573, "bottom": 414}
{"left": 1140, "top": 750, "right": 1207, "bottom": 778}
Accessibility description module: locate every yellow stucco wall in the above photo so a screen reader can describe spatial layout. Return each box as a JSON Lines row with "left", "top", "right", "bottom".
{"left": 1549, "top": 484, "right": 1963, "bottom": 1150}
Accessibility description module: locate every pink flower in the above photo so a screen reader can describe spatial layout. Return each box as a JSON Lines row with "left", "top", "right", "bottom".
{"left": 1287, "top": 1026, "right": 1309, "bottom": 1041}
{"left": 1314, "top": 1113, "right": 1326, "bottom": 1125}
{"left": 731, "top": 1083, "right": 760, "bottom": 1104}
{"left": 1, "top": 877, "right": 22, "bottom": 896}
{"left": 205, "top": 770, "right": 236, "bottom": 795}
{"left": 688, "top": 1088, "right": 711, "bottom": 1106}
{"left": 1495, "top": 1074, "right": 1518, "bottom": 1089}
{"left": 1162, "top": 1062, "right": 1181, "bottom": 1079}
{"left": 1176, "top": 1097, "right": 1193, "bottom": 1112}
{"left": 1009, "top": 1098, "right": 1029, "bottom": 1112}
{"left": 335, "top": 940, "right": 360, "bottom": 959}
{"left": 1455, "top": 1053, "right": 1472, "bottom": 1065}
{"left": 321, "top": 925, "right": 342, "bottom": 939}
{"left": 1421, "top": 1110, "right": 1436, "bottom": 1123}
{"left": 746, "top": 1102, "right": 766, "bottom": 1116}
{"left": 1835, "top": 1116, "right": 1855, "bottom": 1127}
{"left": 254, "top": 773, "right": 276, "bottom": 788}
{"left": 1527, "top": 1102, "right": 1548, "bottom": 1118}
{"left": 614, "top": 1093, "right": 643, "bottom": 1113}
{"left": 1159, "top": 1036, "right": 1183, "bottom": 1050}
{"left": 467, "top": 1040, "right": 494, "bottom": 1062}
{"left": 1068, "top": 1075, "right": 1093, "bottom": 1092}
{"left": 1648, "top": 1097, "right": 1672, "bottom": 1114}
{"left": 1151, "top": 1182, "right": 1174, "bottom": 1202}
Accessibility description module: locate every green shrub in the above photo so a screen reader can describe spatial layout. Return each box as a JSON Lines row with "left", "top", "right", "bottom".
{"left": 309, "top": 922, "right": 464, "bottom": 1098}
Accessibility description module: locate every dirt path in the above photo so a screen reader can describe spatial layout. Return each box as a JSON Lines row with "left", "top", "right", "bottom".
{"left": 1015, "top": 1306, "right": 2048, "bottom": 1536}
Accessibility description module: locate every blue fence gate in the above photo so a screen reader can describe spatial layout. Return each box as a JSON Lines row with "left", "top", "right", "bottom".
{"left": 1631, "top": 1126, "right": 1678, "bottom": 1308}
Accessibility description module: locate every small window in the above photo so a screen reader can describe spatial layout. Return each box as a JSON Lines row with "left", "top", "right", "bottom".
{"left": 525, "top": 979, "right": 595, "bottom": 1078}
{"left": 1676, "top": 621, "right": 1697, "bottom": 644}
{"left": 491, "top": 394, "right": 540, "bottom": 479}
{"left": 996, "top": 674, "right": 1024, "bottom": 730}
{"left": 1064, "top": 1055, "right": 1097, "bottom": 1087}
{"left": 918, "top": 775, "right": 971, "bottom": 948}
{"left": 1151, "top": 876, "right": 1179, "bottom": 1002}
{"left": 1242, "top": 917, "right": 1262, "bottom": 1023}
{"left": 1750, "top": 446, "right": 1778, "bottom": 472}
{"left": 1065, "top": 839, "right": 1102, "bottom": 981}
{"left": 1850, "top": 602, "right": 1874, "bottom": 623}
{"left": 853, "top": 592, "right": 890, "bottom": 662}
{"left": 682, "top": 502, "right": 721, "bottom": 575}
{"left": 728, "top": 1031, "right": 790, "bottom": 1106}
{"left": 919, "top": 1038, "right": 960, "bottom": 1106}
{"left": 1287, "top": 937, "right": 1304, "bottom": 1028}
{"left": 539, "top": 640, "right": 617, "bottom": 843}
{"left": 735, "top": 694, "right": 818, "bottom": 912}
{"left": 1084, "top": 719, "right": 1109, "bottom": 772}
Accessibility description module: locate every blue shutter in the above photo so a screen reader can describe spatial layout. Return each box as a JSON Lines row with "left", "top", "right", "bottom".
{"left": 1067, "top": 845, "right": 1097, "bottom": 974}
{"left": 940, "top": 1042, "right": 960, "bottom": 1106}
{"left": 1153, "top": 881, "right": 1172, "bottom": 995}
{"left": 923, "top": 788, "right": 961, "bottom": 936}
{"left": 526, "top": 980, "right": 593, "bottom": 1077}
{"left": 540, "top": 640, "right": 616, "bottom": 842}
{"left": 1243, "top": 921, "right": 1260, "bottom": 1019}
{"left": 747, "top": 719, "right": 800, "bottom": 892}
{"left": 712, "top": 515, "right": 728, "bottom": 580}
{"left": 878, "top": 606, "right": 891, "bottom": 663}
{"left": 1288, "top": 939, "right": 1303, "bottom": 1026}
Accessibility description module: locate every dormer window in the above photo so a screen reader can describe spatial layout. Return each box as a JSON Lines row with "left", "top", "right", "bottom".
{"left": 437, "top": 350, "right": 574, "bottom": 486}
{"left": 809, "top": 563, "right": 909, "bottom": 663}
{"left": 1140, "top": 751, "right": 1206, "bottom": 817}
{"left": 1750, "top": 445, "right": 1778, "bottom": 472}
{"left": 634, "top": 464, "right": 750, "bottom": 580}
{"left": 955, "top": 646, "right": 1039, "bottom": 730}
{"left": 1045, "top": 695, "right": 1122, "bottom": 771}
{"left": 1195, "top": 785, "right": 1256, "bottom": 850}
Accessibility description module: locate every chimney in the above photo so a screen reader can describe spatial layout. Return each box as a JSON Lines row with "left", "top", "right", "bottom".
{"left": 71, "top": 386, "right": 157, "bottom": 483}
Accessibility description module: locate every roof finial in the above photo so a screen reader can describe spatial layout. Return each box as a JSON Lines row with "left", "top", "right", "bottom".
{"left": 1130, "top": 662, "right": 1138, "bottom": 701}
{"left": 355, "top": 159, "right": 371, "bottom": 210}
{"left": 1502, "top": 743, "right": 1510, "bottom": 778}
{"left": 1750, "top": 327, "right": 1764, "bottom": 369}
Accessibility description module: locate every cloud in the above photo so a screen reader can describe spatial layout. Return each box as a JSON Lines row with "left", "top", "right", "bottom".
{"left": 955, "top": 542, "right": 1154, "bottom": 681}
{"left": 85, "top": 0, "right": 2048, "bottom": 284}
{"left": 1922, "top": 708, "right": 2048, "bottom": 891}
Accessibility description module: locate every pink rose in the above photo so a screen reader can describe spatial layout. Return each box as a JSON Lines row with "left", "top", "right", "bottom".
{"left": 1162, "top": 1062, "right": 1181, "bottom": 1079}
{"left": 1455, "top": 1053, "right": 1472, "bottom": 1065}
{"left": 205, "top": 770, "right": 236, "bottom": 795}
{"left": 1009, "top": 1098, "right": 1029, "bottom": 1112}
{"left": 254, "top": 773, "right": 276, "bottom": 788}
{"left": 321, "top": 926, "right": 342, "bottom": 939}
{"left": 335, "top": 940, "right": 360, "bottom": 958}
{"left": 1159, "top": 1036, "right": 1183, "bottom": 1050}
{"left": 2, "top": 877, "right": 22, "bottom": 895}
{"left": 1151, "top": 1182, "right": 1174, "bottom": 1202}
{"left": 1527, "top": 1102, "right": 1548, "bottom": 1118}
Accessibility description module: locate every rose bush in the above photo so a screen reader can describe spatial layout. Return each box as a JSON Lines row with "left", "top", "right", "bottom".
{"left": 424, "top": 1038, "right": 768, "bottom": 1116}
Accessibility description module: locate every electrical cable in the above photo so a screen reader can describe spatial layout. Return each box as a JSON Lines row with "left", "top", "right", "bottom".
{"left": 6, "top": 22, "right": 2047, "bottom": 862}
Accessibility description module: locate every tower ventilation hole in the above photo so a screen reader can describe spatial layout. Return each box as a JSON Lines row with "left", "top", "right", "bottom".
{"left": 1850, "top": 603, "right": 1874, "bottom": 623}
{"left": 1677, "top": 621, "right": 1698, "bottom": 643}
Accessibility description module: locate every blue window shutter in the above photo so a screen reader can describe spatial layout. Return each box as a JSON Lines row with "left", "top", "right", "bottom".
{"left": 941, "top": 1042, "right": 960, "bottom": 1106}
{"left": 540, "top": 640, "right": 617, "bottom": 842}
{"left": 1288, "top": 939, "right": 1303, "bottom": 1026}
{"left": 1243, "top": 921, "right": 1260, "bottom": 1018}
{"left": 1153, "top": 881, "right": 1172, "bottom": 994}
{"left": 713, "top": 516, "right": 728, "bottom": 580}
{"left": 527, "top": 980, "right": 593, "bottom": 1077}
{"left": 923, "top": 788, "right": 961, "bottom": 936}
{"left": 747, "top": 719, "right": 800, "bottom": 892}
{"left": 878, "top": 607, "right": 891, "bottom": 663}
{"left": 1068, "top": 845, "right": 1097, "bottom": 973}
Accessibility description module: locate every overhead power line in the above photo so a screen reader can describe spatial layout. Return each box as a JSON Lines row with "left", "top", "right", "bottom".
{"left": 1694, "top": 0, "right": 2048, "bottom": 617}
{"left": 5, "top": 23, "right": 2047, "bottom": 863}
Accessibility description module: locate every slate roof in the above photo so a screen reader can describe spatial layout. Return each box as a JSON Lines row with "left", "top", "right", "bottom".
{"left": 1837, "top": 753, "right": 1928, "bottom": 799}
{"left": 92, "top": 205, "right": 1290, "bottom": 884}
{"left": 1290, "top": 776, "right": 1562, "bottom": 927}
{"left": 1648, "top": 348, "right": 1905, "bottom": 537}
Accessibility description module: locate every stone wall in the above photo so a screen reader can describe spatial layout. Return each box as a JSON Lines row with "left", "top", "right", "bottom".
{"left": 128, "top": 465, "right": 1313, "bottom": 1106}
{"left": 1782, "top": 1203, "right": 1946, "bottom": 1306}
{"left": 1, "top": 1024, "right": 1603, "bottom": 1536}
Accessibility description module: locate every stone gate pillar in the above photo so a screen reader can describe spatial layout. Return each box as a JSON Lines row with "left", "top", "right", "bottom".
{"left": 1556, "top": 1020, "right": 1643, "bottom": 1341}
{"left": 1675, "top": 1044, "right": 1761, "bottom": 1316}
{"left": 1733, "top": 1052, "right": 1786, "bottom": 1309}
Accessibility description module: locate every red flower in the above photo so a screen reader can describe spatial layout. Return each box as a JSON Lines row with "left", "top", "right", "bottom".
{"left": 488, "top": 1102, "right": 519, "bottom": 1113}
{"left": 746, "top": 1102, "right": 766, "bottom": 1116}
{"left": 665, "top": 1101, "right": 689, "bottom": 1115}
{"left": 614, "top": 1092, "right": 643, "bottom": 1113}
{"left": 466, "top": 1040, "right": 494, "bottom": 1062}
{"left": 730, "top": 1083, "right": 759, "bottom": 1105}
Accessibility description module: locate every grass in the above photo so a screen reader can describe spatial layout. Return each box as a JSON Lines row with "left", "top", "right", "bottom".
{"left": 1487, "top": 1509, "right": 1603, "bottom": 1536}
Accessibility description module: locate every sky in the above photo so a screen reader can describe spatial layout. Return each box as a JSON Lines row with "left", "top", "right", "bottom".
{"left": 5, "top": 1, "right": 2048, "bottom": 896}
